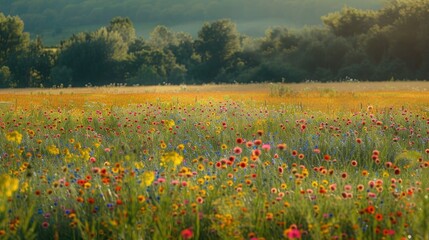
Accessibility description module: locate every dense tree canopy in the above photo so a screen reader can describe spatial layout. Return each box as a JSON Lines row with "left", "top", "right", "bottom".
{"left": 53, "top": 28, "right": 128, "bottom": 86}
{"left": 0, "top": 13, "right": 55, "bottom": 87}
{"left": 0, "top": 0, "right": 428, "bottom": 87}
{"left": 107, "top": 17, "right": 136, "bottom": 46}
{"left": 0, "top": 12, "right": 29, "bottom": 66}
{"left": 194, "top": 19, "right": 241, "bottom": 81}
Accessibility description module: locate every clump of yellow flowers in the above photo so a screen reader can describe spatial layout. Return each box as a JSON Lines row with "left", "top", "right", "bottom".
{"left": 141, "top": 171, "right": 155, "bottom": 187}
{"left": 0, "top": 174, "right": 19, "bottom": 211}
{"left": 5, "top": 131, "right": 23, "bottom": 144}
{"left": 161, "top": 151, "right": 184, "bottom": 167}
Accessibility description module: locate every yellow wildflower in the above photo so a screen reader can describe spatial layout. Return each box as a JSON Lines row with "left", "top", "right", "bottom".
{"left": 165, "top": 119, "right": 175, "bottom": 128}
{"left": 197, "top": 164, "right": 205, "bottom": 171}
{"left": 0, "top": 174, "right": 19, "bottom": 197}
{"left": 47, "top": 145, "right": 60, "bottom": 155}
{"left": 134, "top": 162, "right": 144, "bottom": 170}
{"left": 93, "top": 142, "right": 101, "bottom": 148}
{"left": 74, "top": 142, "right": 81, "bottom": 149}
{"left": 84, "top": 182, "right": 91, "bottom": 189}
{"left": 6, "top": 131, "right": 22, "bottom": 144}
{"left": 141, "top": 171, "right": 155, "bottom": 187}
{"left": 80, "top": 148, "right": 91, "bottom": 160}
{"left": 177, "top": 144, "right": 185, "bottom": 151}
{"left": 161, "top": 151, "right": 184, "bottom": 166}
{"left": 20, "top": 181, "right": 29, "bottom": 193}
{"left": 138, "top": 195, "right": 146, "bottom": 203}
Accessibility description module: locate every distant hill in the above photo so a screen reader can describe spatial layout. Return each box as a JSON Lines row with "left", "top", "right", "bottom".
{"left": 0, "top": 0, "right": 383, "bottom": 45}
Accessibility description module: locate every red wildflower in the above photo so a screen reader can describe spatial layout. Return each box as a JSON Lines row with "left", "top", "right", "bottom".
{"left": 324, "top": 154, "right": 331, "bottom": 161}
{"left": 88, "top": 198, "right": 95, "bottom": 204}
{"left": 284, "top": 228, "right": 301, "bottom": 239}
{"left": 394, "top": 168, "right": 401, "bottom": 175}
{"left": 239, "top": 162, "right": 247, "bottom": 168}
{"left": 42, "top": 222, "right": 49, "bottom": 228}
{"left": 181, "top": 228, "right": 193, "bottom": 239}
{"left": 366, "top": 205, "right": 375, "bottom": 214}
{"left": 253, "top": 149, "right": 261, "bottom": 157}
{"left": 233, "top": 147, "right": 242, "bottom": 155}
{"left": 277, "top": 143, "right": 287, "bottom": 150}
{"left": 383, "top": 229, "right": 395, "bottom": 236}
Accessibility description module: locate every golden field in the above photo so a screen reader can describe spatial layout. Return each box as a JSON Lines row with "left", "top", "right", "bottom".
{"left": 0, "top": 82, "right": 428, "bottom": 112}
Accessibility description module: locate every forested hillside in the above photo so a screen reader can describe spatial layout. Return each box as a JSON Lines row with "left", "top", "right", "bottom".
{"left": 1, "top": 0, "right": 381, "bottom": 44}
{"left": 1, "top": 0, "right": 428, "bottom": 88}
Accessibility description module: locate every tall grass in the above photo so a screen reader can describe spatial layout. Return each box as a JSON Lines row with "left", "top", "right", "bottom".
{"left": 0, "top": 84, "right": 428, "bottom": 239}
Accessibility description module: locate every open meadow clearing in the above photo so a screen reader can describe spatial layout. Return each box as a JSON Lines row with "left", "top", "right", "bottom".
{"left": 0, "top": 82, "right": 428, "bottom": 239}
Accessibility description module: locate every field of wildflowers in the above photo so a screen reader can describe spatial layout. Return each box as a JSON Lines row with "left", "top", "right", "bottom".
{"left": 0, "top": 82, "right": 428, "bottom": 239}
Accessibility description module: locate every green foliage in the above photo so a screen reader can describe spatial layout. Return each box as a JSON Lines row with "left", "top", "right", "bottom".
{"left": 0, "top": 14, "right": 56, "bottom": 88}
{"left": 107, "top": 17, "right": 136, "bottom": 45}
{"left": 260, "top": 27, "right": 299, "bottom": 55}
{"left": 127, "top": 47, "right": 186, "bottom": 85}
{"left": 194, "top": 19, "right": 241, "bottom": 81}
{"left": 196, "top": 19, "right": 240, "bottom": 62}
{"left": 394, "top": 150, "right": 422, "bottom": 168}
{"left": 0, "top": 66, "right": 11, "bottom": 87}
{"left": 148, "top": 25, "right": 176, "bottom": 50}
{"left": 0, "top": 13, "right": 30, "bottom": 66}
{"left": 1, "top": 0, "right": 429, "bottom": 87}
{"left": 322, "top": 7, "right": 377, "bottom": 37}
{"left": 50, "top": 65, "right": 73, "bottom": 86}
{"left": 55, "top": 27, "right": 129, "bottom": 86}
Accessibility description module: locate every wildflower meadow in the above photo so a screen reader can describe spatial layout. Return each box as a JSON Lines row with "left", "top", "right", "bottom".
{"left": 0, "top": 82, "right": 428, "bottom": 239}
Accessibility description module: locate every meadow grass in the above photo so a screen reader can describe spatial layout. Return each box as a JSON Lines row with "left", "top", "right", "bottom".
{"left": 0, "top": 82, "right": 428, "bottom": 239}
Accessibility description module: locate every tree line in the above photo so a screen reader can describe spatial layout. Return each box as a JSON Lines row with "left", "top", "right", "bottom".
{"left": 1, "top": 0, "right": 428, "bottom": 88}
